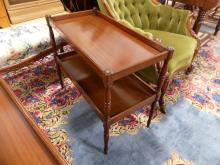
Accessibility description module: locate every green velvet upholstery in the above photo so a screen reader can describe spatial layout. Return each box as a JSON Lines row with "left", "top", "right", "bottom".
{"left": 145, "top": 30, "right": 197, "bottom": 75}
{"left": 97, "top": 0, "right": 198, "bottom": 81}
{"left": 102, "top": 0, "right": 190, "bottom": 35}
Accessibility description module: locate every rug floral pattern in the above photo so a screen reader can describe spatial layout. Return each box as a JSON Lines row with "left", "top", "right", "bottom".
{"left": 2, "top": 39, "right": 220, "bottom": 164}
{"left": 164, "top": 152, "right": 195, "bottom": 165}
{"left": 165, "top": 39, "right": 220, "bottom": 116}
{"left": 3, "top": 57, "right": 80, "bottom": 164}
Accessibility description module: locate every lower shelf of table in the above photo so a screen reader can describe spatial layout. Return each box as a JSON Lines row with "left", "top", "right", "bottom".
{"left": 59, "top": 54, "right": 156, "bottom": 123}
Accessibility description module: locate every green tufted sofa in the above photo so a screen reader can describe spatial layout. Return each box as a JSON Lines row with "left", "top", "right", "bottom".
{"left": 97, "top": 0, "right": 199, "bottom": 112}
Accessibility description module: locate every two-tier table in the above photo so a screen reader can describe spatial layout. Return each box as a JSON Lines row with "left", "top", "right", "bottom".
{"left": 46, "top": 10, "right": 173, "bottom": 154}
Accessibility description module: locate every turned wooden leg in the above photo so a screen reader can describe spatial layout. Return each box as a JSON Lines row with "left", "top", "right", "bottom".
{"left": 193, "top": 9, "right": 206, "bottom": 34}
{"left": 103, "top": 70, "right": 112, "bottom": 154}
{"left": 60, "top": 46, "right": 64, "bottom": 53}
{"left": 103, "top": 122, "right": 110, "bottom": 154}
{"left": 83, "top": 0, "right": 87, "bottom": 10}
{"left": 171, "top": 1, "right": 175, "bottom": 7}
{"left": 147, "top": 47, "right": 174, "bottom": 128}
{"left": 214, "top": 17, "right": 220, "bottom": 36}
{"left": 147, "top": 99, "right": 157, "bottom": 127}
{"left": 147, "top": 75, "right": 169, "bottom": 127}
{"left": 186, "top": 65, "right": 193, "bottom": 75}
{"left": 159, "top": 76, "right": 170, "bottom": 114}
{"left": 159, "top": 0, "right": 166, "bottom": 5}
{"left": 46, "top": 15, "right": 64, "bottom": 89}
{"left": 57, "top": 64, "right": 64, "bottom": 89}
{"left": 54, "top": 56, "right": 64, "bottom": 88}
{"left": 103, "top": 89, "right": 111, "bottom": 154}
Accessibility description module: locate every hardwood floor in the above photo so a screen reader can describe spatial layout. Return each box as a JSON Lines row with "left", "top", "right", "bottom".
{"left": 8, "top": 0, "right": 38, "bottom": 5}
{"left": 0, "top": 85, "right": 58, "bottom": 165}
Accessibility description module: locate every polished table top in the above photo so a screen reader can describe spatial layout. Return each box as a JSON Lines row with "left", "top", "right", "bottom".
{"left": 50, "top": 11, "right": 167, "bottom": 81}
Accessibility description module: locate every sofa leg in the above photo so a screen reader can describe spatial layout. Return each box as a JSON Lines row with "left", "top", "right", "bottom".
{"left": 185, "top": 50, "right": 197, "bottom": 75}
{"left": 186, "top": 65, "right": 193, "bottom": 75}
{"left": 186, "top": 42, "right": 200, "bottom": 75}
{"left": 60, "top": 46, "right": 64, "bottom": 53}
{"left": 159, "top": 76, "right": 170, "bottom": 114}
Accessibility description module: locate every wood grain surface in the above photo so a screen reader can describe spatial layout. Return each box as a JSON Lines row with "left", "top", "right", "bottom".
{"left": 60, "top": 55, "right": 156, "bottom": 123}
{"left": 0, "top": 84, "right": 59, "bottom": 165}
{"left": 49, "top": 11, "right": 167, "bottom": 82}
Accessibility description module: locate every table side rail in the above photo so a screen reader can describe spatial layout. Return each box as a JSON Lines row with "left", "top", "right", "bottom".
{"left": 110, "top": 51, "right": 169, "bottom": 82}
{"left": 110, "top": 95, "right": 156, "bottom": 124}
{"left": 49, "top": 10, "right": 168, "bottom": 52}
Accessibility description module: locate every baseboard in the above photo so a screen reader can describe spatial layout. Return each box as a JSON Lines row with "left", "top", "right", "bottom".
{"left": 6, "top": 0, "right": 64, "bottom": 24}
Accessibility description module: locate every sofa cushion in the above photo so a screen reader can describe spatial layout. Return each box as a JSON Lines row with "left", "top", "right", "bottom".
{"left": 0, "top": 18, "right": 64, "bottom": 69}
{"left": 145, "top": 29, "right": 197, "bottom": 75}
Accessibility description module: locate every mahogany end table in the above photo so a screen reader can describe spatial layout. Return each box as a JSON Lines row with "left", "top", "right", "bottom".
{"left": 46, "top": 10, "right": 173, "bottom": 154}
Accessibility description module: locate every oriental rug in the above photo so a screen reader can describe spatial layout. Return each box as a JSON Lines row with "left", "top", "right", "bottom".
{"left": 1, "top": 38, "right": 220, "bottom": 165}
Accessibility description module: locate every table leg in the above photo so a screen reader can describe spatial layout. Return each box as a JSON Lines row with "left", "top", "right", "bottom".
{"left": 172, "top": 1, "right": 175, "bottom": 7}
{"left": 103, "top": 92, "right": 110, "bottom": 154}
{"left": 214, "top": 17, "right": 220, "bottom": 35}
{"left": 159, "top": 0, "right": 166, "bottom": 4}
{"left": 193, "top": 8, "right": 207, "bottom": 34}
{"left": 46, "top": 16, "right": 64, "bottom": 88}
{"left": 84, "top": 0, "right": 87, "bottom": 10}
{"left": 54, "top": 56, "right": 64, "bottom": 88}
{"left": 103, "top": 122, "right": 110, "bottom": 154}
{"left": 147, "top": 98, "right": 157, "bottom": 128}
{"left": 147, "top": 48, "right": 174, "bottom": 127}
{"left": 159, "top": 76, "right": 170, "bottom": 114}
{"left": 103, "top": 74, "right": 112, "bottom": 154}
